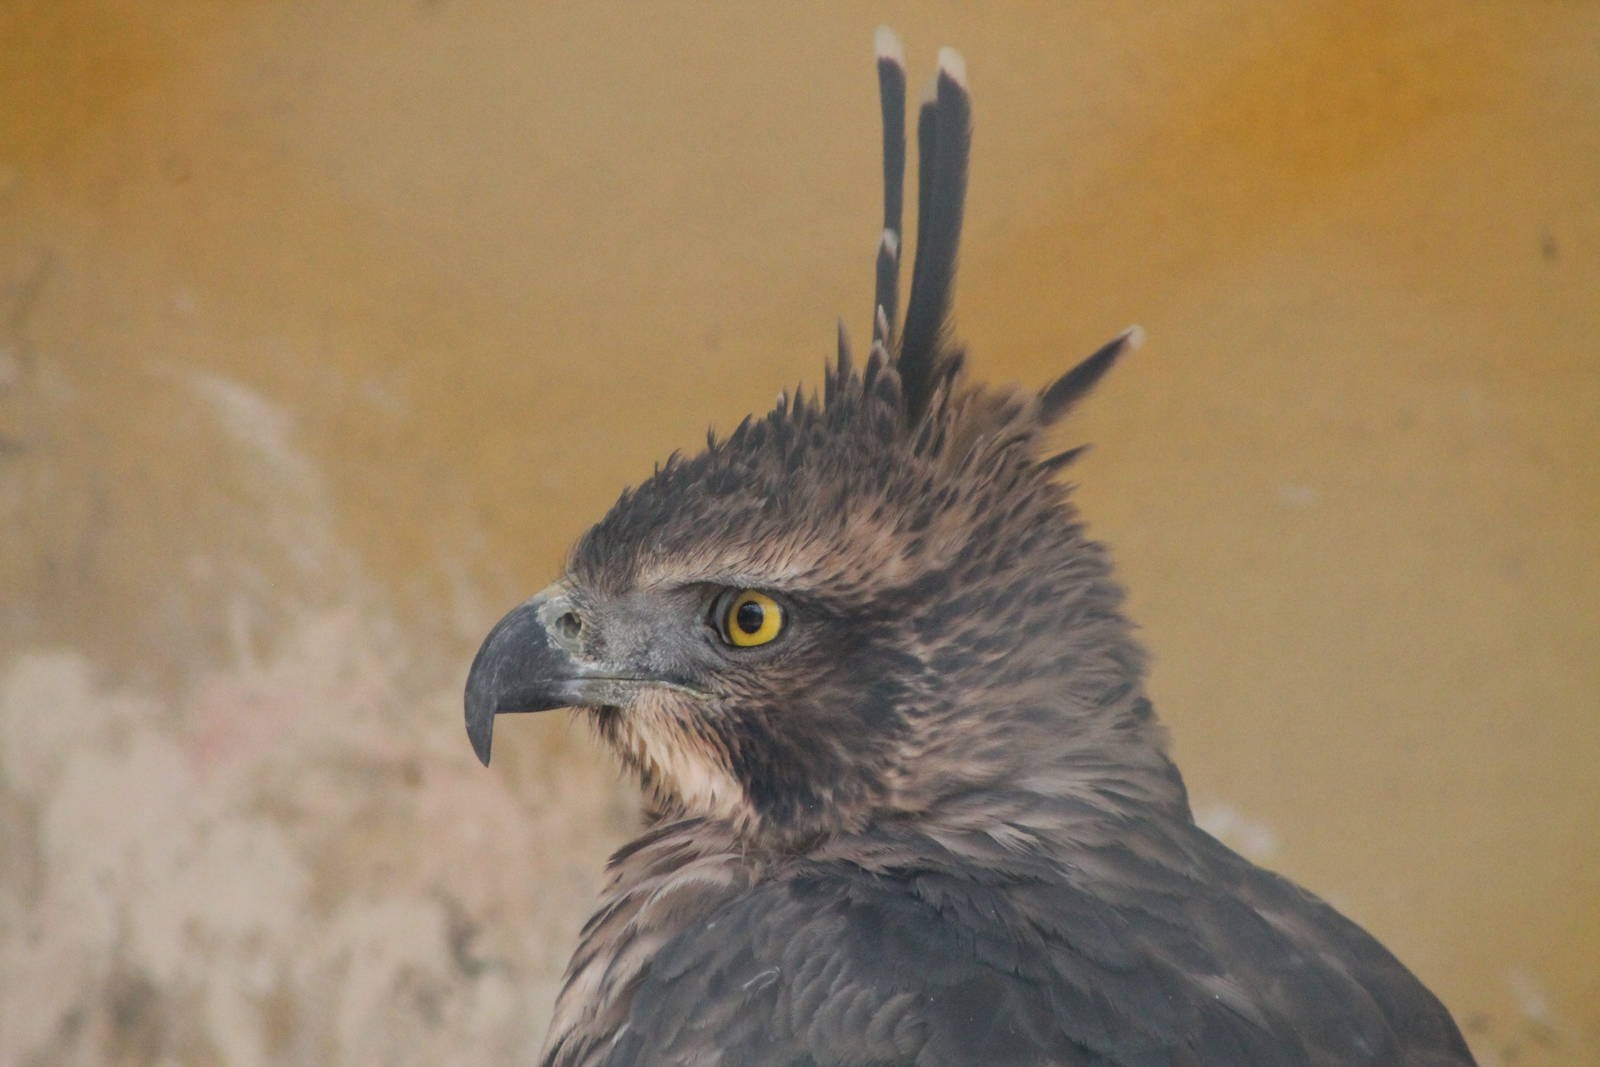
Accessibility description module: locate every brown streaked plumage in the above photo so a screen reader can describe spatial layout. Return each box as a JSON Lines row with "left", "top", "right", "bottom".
{"left": 464, "top": 28, "right": 1476, "bottom": 1067}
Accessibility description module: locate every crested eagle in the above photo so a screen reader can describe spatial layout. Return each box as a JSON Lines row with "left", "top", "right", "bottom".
{"left": 465, "top": 29, "right": 1476, "bottom": 1067}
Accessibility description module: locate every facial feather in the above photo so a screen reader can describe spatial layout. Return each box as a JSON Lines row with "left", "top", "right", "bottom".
{"left": 562, "top": 353, "right": 1177, "bottom": 842}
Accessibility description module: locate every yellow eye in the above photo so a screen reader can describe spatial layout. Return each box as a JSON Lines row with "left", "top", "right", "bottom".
{"left": 723, "top": 590, "right": 784, "bottom": 647}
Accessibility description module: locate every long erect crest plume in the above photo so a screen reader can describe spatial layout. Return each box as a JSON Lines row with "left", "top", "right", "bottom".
{"left": 871, "top": 27, "right": 906, "bottom": 354}
{"left": 867, "top": 30, "right": 970, "bottom": 422}
{"left": 864, "top": 27, "right": 1141, "bottom": 440}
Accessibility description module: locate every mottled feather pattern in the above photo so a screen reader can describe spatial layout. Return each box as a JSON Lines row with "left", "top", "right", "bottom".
{"left": 473, "top": 29, "right": 1479, "bottom": 1067}
{"left": 552, "top": 809, "right": 1468, "bottom": 1066}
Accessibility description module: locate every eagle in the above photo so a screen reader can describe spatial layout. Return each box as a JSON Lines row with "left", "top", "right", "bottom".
{"left": 464, "top": 29, "right": 1476, "bottom": 1067}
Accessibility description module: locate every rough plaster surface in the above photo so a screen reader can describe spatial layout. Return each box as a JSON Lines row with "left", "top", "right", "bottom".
{"left": 0, "top": 366, "right": 632, "bottom": 1064}
{"left": 2, "top": 3, "right": 1596, "bottom": 1064}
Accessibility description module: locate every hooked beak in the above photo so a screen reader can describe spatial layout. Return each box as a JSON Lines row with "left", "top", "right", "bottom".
{"left": 466, "top": 592, "right": 590, "bottom": 765}
{"left": 464, "top": 586, "right": 709, "bottom": 766}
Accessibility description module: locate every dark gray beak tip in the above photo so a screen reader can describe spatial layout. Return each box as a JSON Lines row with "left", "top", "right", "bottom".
{"left": 465, "top": 691, "right": 495, "bottom": 767}
{"left": 468, "top": 725, "right": 494, "bottom": 767}
{"left": 464, "top": 594, "right": 579, "bottom": 768}
{"left": 465, "top": 632, "right": 504, "bottom": 766}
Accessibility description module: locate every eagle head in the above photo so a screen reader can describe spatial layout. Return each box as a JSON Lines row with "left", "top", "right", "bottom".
{"left": 466, "top": 37, "right": 1184, "bottom": 847}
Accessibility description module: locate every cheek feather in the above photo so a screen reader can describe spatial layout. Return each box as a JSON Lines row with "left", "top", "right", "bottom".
{"left": 623, "top": 692, "right": 745, "bottom": 823}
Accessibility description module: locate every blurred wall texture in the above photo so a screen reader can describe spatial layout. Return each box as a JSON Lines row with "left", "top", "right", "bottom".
{"left": 2, "top": 4, "right": 1597, "bottom": 1065}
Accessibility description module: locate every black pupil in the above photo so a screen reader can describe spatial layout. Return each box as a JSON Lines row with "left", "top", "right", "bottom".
{"left": 735, "top": 600, "right": 766, "bottom": 635}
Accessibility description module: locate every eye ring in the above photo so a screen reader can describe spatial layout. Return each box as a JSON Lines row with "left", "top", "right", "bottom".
{"left": 718, "top": 590, "right": 785, "bottom": 648}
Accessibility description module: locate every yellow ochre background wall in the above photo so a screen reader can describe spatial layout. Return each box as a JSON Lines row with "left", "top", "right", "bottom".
{"left": 2, "top": 4, "right": 1596, "bottom": 1064}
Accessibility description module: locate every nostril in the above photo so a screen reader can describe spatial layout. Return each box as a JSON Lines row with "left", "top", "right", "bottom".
{"left": 553, "top": 611, "right": 583, "bottom": 644}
